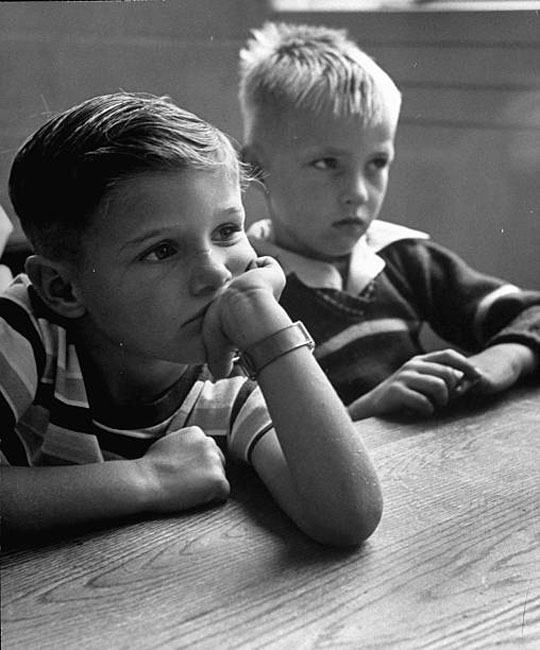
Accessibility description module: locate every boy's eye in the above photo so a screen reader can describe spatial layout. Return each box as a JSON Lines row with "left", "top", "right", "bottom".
{"left": 312, "top": 157, "right": 339, "bottom": 170}
{"left": 369, "top": 156, "right": 390, "bottom": 171}
{"left": 214, "top": 223, "right": 243, "bottom": 242}
{"left": 143, "top": 242, "right": 178, "bottom": 262}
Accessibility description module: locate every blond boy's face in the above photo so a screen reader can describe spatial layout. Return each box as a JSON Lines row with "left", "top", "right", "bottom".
{"left": 72, "top": 169, "right": 255, "bottom": 371}
{"left": 256, "top": 105, "right": 397, "bottom": 260}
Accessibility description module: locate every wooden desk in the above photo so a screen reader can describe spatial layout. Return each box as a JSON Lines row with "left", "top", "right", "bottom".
{"left": 2, "top": 384, "right": 539, "bottom": 649}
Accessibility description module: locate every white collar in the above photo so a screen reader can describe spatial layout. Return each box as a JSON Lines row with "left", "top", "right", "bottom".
{"left": 0, "top": 203, "right": 13, "bottom": 256}
{"left": 248, "top": 219, "right": 429, "bottom": 295}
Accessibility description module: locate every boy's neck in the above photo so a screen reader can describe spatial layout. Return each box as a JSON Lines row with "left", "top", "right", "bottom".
{"left": 268, "top": 220, "right": 353, "bottom": 270}
{"left": 274, "top": 234, "right": 352, "bottom": 280}
{"left": 332, "top": 256, "right": 351, "bottom": 284}
{"left": 74, "top": 329, "right": 188, "bottom": 407}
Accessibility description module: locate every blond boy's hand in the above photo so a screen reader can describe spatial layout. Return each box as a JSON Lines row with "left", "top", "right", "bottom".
{"left": 202, "top": 256, "right": 288, "bottom": 378}
{"left": 136, "top": 427, "right": 230, "bottom": 513}
{"left": 349, "top": 349, "right": 482, "bottom": 418}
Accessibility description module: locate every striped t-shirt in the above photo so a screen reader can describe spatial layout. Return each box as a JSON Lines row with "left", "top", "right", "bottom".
{"left": 0, "top": 275, "right": 273, "bottom": 466}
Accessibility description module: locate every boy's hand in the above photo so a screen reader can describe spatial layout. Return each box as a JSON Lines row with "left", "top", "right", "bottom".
{"left": 350, "top": 349, "right": 482, "bottom": 418}
{"left": 136, "top": 426, "right": 230, "bottom": 514}
{"left": 202, "top": 256, "right": 287, "bottom": 378}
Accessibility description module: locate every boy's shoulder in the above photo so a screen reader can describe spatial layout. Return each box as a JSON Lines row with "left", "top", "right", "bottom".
{"left": 1, "top": 273, "right": 60, "bottom": 380}
{"left": 1, "top": 273, "right": 34, "bottom": 314}
{"left": 1, "top": 273, "right": 58, "bottom": 325}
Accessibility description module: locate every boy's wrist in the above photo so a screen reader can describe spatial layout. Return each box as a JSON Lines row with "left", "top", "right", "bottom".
{"left": 223, "top": 290, "right": 292, "bottom": 350}
{"left": 131, "top": 457, "right": 160, "bottom": 514}
{"left": 237, "top": 321, "right": 315, "bottom": 379}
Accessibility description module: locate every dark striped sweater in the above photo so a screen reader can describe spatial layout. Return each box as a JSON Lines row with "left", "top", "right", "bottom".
{"left": 249, "top": 220, "right": 540, "bottom": 405}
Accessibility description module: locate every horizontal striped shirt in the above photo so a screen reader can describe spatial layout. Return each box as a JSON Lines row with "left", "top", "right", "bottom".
{"left": 1, "top": 275, "right": 273, "bottom": 466}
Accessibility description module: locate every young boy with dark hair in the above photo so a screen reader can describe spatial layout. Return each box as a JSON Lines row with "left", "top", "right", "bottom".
{"left": 239, "top": 22, "right": 540, "bottom": 419}
{"left": 0, "top": 92, "right": 382, "bottom": 546}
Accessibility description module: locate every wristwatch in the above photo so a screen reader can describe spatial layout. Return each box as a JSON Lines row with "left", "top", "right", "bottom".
{"left": 237, "top": 321, "right": 315, "bottom": 379}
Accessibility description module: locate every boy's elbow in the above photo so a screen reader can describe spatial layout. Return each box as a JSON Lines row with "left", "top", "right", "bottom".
{"left": 303, "top": 487, "right": 384, "bottom": 548}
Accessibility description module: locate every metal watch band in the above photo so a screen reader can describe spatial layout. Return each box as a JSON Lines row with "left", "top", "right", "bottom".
{"left": 237, "top": 321, "right": 315, "bottom": 379}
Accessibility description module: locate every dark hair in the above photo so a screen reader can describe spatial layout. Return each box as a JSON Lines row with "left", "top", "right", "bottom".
{"left": 9, "top": 92, "right": 245, "bottom": 261}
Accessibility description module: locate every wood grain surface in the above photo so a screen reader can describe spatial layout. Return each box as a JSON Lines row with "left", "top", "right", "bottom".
{"left": 2, "top": 383, "right": 539, "bottom": 650}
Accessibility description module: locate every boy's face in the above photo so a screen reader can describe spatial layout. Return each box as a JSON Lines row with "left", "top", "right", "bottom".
{"left": 256, "top": 105, "right": 397, "bottom": 260}
{"left": 72, "top": 168, "right": 256, "bottom": 369}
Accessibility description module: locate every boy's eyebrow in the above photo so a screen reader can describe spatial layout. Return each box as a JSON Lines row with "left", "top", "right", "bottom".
{"left": 301, "top": 145, "right": 393, "bottom": 158}
{"left": 302, "top": 145, "right": 344, "bottom": 155}
{"left": 120, "top": 227, "right": 174, "bottom": 251}
{"left": 119, "top": 208, "right": 245, "bottom": 251}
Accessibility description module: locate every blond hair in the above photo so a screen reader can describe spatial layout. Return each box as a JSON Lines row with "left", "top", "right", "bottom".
{"left": 239, "top": 22, "right": 401, "bottom": 144}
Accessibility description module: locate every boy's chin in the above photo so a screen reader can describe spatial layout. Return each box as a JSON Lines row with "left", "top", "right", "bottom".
{"left": 309, "top": 246, "right": 355, "bottom": 263}
{"left": 302, "top": 237, "right": 359, "bottom": 261}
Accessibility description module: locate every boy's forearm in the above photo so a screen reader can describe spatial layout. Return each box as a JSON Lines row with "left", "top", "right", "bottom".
{"left": 498, "top": 342, "right": 539, "bottom": 377}
{"left": 470, "top": 342, "right": 538, "bottom": 395}
{"left": 1, "top": 461, "right": 148, "bottom": 536}
{"left": 216, "top": 271, "right": 382, "bottom": 545}
{"left": 253, "top": 319, "right": 382, "bottom": 545}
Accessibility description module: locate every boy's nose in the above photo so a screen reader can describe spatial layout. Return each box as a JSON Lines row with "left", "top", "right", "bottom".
{"left": 341, "top": 171, "right": 368, "bottom": 207}
{"left": 189, "top": 250, "right": 233, "bottom": 296}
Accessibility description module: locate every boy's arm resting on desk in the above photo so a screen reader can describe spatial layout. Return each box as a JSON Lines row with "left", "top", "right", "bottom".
{"left": 347, "top": 348, "right": 482, "bottom": 419}
{"left": 251, "top": 346, "right": 382, "bottom": 546}
{"left": 384, "top": 240, "right": 540, "bottom": 355}
{"left": 346, "top": 241, "right": 540, "bottom": 420}
{"left": 470, "top": 304, "right": 540, "bottom": 390}
{"left": 1, "top": 426, "right": 230, "bottom": 537}
{"left": 205, "top": 257, "right": 382, "bottom": 547}
{"left": 348, "top": 342, "right": 538, "bottom": 421}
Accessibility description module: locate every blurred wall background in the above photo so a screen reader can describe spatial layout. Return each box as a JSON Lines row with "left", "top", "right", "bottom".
{"left": 1, "top": 0, "right": 539, "bottom": 287}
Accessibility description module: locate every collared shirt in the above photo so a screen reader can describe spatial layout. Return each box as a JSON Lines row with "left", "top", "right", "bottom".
{"left": 248, "top": 219, "right": 428, "bottom": 295}
{"left": 248, "top": 218, "right": 540, "bottom": 405}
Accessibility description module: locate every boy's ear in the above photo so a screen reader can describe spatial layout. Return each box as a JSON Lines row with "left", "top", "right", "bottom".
{"left": 25, "top": 255, "right": 86, "bottom": 319}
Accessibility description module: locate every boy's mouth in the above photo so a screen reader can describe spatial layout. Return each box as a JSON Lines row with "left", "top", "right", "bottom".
{"left": 332, "top": 217, "right": 366, "bottom": 235}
